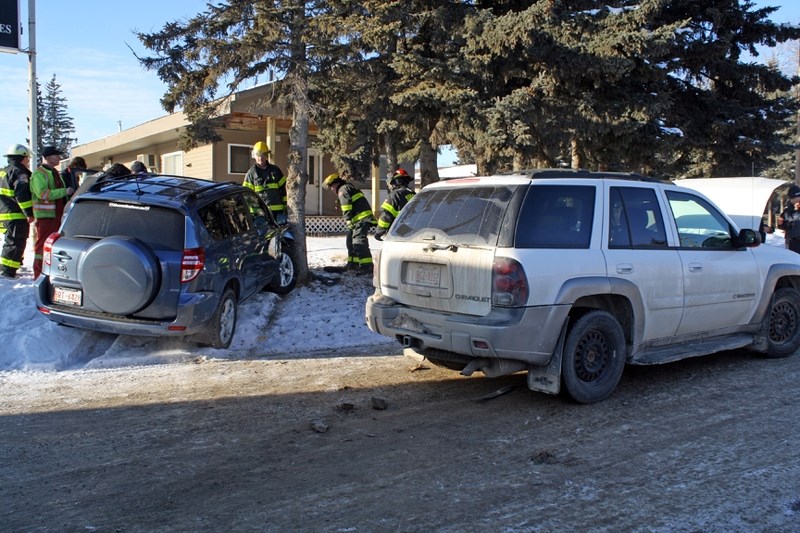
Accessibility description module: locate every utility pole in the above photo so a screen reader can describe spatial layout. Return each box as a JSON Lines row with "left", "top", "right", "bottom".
{"left": 790, "top": 35, "right": 800, "bottom": 184}
{"left": 28, "top": 0, "right": 37, "bottom": 166}
{"left": 795, "top": 37, "right": 800, "bottom": 185}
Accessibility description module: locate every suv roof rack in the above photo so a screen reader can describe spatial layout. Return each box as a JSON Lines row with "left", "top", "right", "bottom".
{"left": 500, "top": 168, "right": 672, "bottom": 184}
{"left": 88, "top": 174, "right": 236, "bottom": 199}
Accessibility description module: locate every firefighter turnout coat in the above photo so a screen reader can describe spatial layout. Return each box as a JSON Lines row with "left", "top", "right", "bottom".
{"left": 0, "top": 160, "right": 34, "bottom": 274}
{"left": 0, "top": 160, "right": 34, "bottom": 225}
{"left": 243, "top": 162, "right": 287, "bottom": 216}
{"left": 376, "top": 186, "right": 415, "bottom": 237}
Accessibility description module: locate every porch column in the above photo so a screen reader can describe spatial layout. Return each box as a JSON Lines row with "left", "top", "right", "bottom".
{"left": 371, "top": 161, "right": 380, "bottom": 217}
{"left": 265, "top": 117, "right": 277, "bottom": 154}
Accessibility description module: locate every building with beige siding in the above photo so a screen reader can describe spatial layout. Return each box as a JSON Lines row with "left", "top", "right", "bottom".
{"left": 70, "top": 83, "right": 387, "bottom": 217}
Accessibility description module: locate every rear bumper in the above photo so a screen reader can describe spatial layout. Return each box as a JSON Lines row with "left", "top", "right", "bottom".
{"left": 365, "top": 294, "right": 569, "bottom": 365}
{"left": 34, "top": 276, "right": 218, "bottom": 338}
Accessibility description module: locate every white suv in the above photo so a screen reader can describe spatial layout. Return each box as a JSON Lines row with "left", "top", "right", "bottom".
{"left": 365, "top": 169, "right": 800, "bottom": 403}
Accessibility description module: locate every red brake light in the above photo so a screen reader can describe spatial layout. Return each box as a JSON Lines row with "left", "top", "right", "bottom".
{"left": 43, "top": 233, "right": 60, "bottom": 266}
{"left": 492, "top": 257, "right": 528, "bottom": 307}
{"left": 181, "top": 247, "right": 205, "bottom": 282}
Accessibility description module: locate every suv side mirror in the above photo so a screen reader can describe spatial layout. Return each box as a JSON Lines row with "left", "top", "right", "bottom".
{"left": 737, "top": 228, "right": 760, "bottom": 248}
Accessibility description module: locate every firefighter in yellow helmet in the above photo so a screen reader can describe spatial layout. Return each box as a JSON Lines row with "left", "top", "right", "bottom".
{"left": 244, "top": 141, "right": 287, "bottom": 224}
{"left": 323, "top": 172, "right": 377, "bottom": 274}
{"left": 0, "top": 144, "right": 34, "bottom": 278}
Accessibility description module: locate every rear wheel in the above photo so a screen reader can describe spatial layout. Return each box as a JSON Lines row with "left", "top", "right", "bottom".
{"left": 562, "top": 311, "right": 626, "bottom": 404}
{"left": 206, "top": 288, "right": 238, "bottom": 349}
{"left": 763, "top": 287, "right": 800, "bottom": 358}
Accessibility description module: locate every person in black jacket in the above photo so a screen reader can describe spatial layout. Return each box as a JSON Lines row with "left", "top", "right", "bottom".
{"left": 60, "top": 156, "right": 87, "bottom": 199}
{"left": 322, "top": 172, "right": 376, "bottom": 274}
{"left": 374, "top": 168, "right": 415, "bottom": 241}
{"left": 778, "top": 185, "right": 800, "bottom": 253}
{"left": 244, "top": 141, "right": 287, "bottom": 224}
{"left": 0, "top": 144, "right": 34, "bottom": 278}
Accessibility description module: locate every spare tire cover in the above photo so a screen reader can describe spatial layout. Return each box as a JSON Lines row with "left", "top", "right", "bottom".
{"left": 79, "top": 236, "right": 161, "bottom": 315}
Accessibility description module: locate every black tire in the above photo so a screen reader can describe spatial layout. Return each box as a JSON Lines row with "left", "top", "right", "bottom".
{"left": 80, "top": 236, "right": 160, "bottom": 315}
{"left": 266, "top": 241, "right": 298, "bottom": 295}
{"left": 763, "top": 287, "right": 800, "bottom": 358}
{"left": 562, "top": 310, "right": 626, "bottom": 404}
{"left": 206, "top": 288, "right": 238, "bottom": 349}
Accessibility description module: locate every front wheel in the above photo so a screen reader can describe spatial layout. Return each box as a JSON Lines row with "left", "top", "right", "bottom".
{"left": 266, "top": 240, "right": 298, "bottom": 295}
{"left": 562, "top": 310, "right": 626, "bottom": 404}
{"left": 763, "top": 287, "right": 800, "bottom": 358}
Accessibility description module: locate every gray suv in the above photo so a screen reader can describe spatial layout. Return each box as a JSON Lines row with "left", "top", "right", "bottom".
{"left": 34, "top": 174, "right": 297, "bottom": 348}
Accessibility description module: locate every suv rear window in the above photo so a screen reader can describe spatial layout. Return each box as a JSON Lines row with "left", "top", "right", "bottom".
{"left": 62, "top": 200, "right": 185, "bottom": 251}
{"left": 390, "top": 186, "right": 516, "bottom": 245}
{"left": 515, "top": 185, "right": 595, "bottom": 248}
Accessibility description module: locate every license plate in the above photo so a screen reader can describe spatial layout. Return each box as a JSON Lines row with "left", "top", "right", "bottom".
{"left": 413, "top": 264, "right": 441, "bottom": 287}
{"left": 53, "top": 286, "right": 82, "bottom": 306}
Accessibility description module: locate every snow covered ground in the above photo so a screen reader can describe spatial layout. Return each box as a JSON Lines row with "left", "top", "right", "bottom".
{"left": 0, "top": 236, "right": 394, "bottom": 372}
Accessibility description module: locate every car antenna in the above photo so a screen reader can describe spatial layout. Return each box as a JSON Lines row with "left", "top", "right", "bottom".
{"left": 133, "top": 173, "right": 145, "bottom": 195}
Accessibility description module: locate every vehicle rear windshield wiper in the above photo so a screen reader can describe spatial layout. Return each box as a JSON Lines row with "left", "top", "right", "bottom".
{"left": 423, "top": 243, "right": 459, "bottom": 252}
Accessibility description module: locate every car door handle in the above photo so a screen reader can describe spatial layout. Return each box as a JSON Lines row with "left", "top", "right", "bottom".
{"left": 52, "top": 251, "right": 72, "bottom": 262}
{"left": 616, "top": 264, "right": 633, "bottom": 274}
{"left": 688, "top": 262, "right": 703, "bottom": 273}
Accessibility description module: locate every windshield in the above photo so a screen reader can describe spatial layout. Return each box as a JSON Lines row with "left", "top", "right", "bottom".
{"left": 389, "top": 185, "right": 517, "bottom": 246}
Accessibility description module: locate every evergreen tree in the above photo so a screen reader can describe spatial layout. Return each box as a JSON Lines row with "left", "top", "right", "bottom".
{"left": 387, "top": 1, "right": 474, "bottom": 186}
{"left": 449, "top": 0, "right": 800, "bottom": 178}
{"left": 136, "top": 0, "right": 800, "bottom": 216}
{"left": 27, "top": 80, "right": 45, "bottom": 158}
{"left": 309, "top": 1, "right": 461, "bottom": 185}
{"left": 39, "top": 74, "right": 77, "bottom": 156}
{"left": 652, "top": 0, "right": 800, "bottom": 178}
{"left": 136, "top": 0, "right": 338, "bottom": 284}
{"left": 306, "top": 1, "right": 386, "bottom": 182}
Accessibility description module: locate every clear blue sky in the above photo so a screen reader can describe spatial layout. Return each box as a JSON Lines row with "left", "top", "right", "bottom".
{"left": 0, "top": 0, "right": 213, "bottom": 165}
{"left": 1, "top": 1, "right": 798, "bottom": 168}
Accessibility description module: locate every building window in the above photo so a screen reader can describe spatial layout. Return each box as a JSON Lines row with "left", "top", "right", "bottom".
{"left": 229, "top": 144, "right": 251, "bottom": 174}
{"left": 163, "top": 151, "right": 184, "bottom": 175}
{"left": 308, "top": 149, "right": 321, "bottom": 185}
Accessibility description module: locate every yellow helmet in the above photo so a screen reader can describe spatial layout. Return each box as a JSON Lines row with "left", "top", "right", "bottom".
{"left": 323, "top": 173, "right": 343, "bottom": 189}
{"left": 252, "top": 141, "right": 270, "bottom": 157}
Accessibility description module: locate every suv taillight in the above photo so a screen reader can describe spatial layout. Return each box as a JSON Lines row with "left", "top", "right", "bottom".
{"left": 43, "top": 233, "right": 60, "bottom": 266}
{"left": 492, "top": 257, "right": 528, "bottom": 307}
{"left": 181, "top": 247, "right": 205, "bottom": 282}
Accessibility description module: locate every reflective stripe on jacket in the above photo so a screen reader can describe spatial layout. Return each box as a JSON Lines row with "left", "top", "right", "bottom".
{"left": 0, "top": 161, "right": 34, "bottom": 226}
{"left": 337, "top": 182, "right": 376, "bottom": 228}
{"left": 243, "top": 163, "right": 287, "bottom": 213}
{"left": 377, "top": 187, "right": 415, "bottom": 229}
{"left": 30, "top": 165, "right": 68, "bottom": 219}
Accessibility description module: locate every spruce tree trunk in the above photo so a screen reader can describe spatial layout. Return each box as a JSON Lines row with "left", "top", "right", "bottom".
{"left": 571, "top": 138, "right": 582, "bottom": 169}
{"left": 285, "top": 1, "right": 310, "bottom": 285}
{"left": 287, "top": 100, "right": 310, "bottom": 285}
{"left": 513, "top": 152, "right": 525, "bottom": 172}
{"left": 418, "top": 139, "right": 440, "bottom": 188}
{"left": 384, "top": 130, "right": 398, "bottom": 174}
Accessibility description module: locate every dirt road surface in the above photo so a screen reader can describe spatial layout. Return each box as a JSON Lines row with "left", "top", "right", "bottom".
{"left": 2, "top": 347, "right": 799, "bottom": 532}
